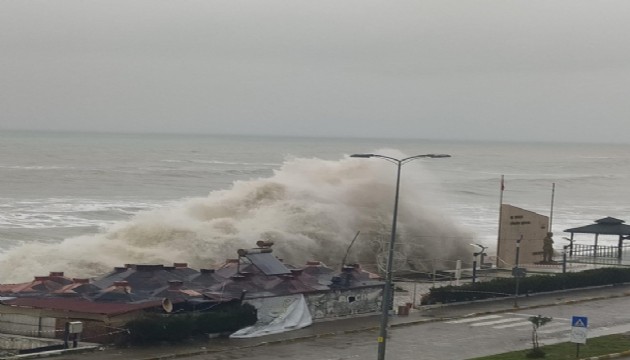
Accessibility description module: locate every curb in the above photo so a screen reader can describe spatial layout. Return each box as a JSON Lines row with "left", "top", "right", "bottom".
{"left": 581, "top": 349, "right": 630, "bottom": 359}
{"left": 0, "top": 346, "right": 99, "bottom": 360}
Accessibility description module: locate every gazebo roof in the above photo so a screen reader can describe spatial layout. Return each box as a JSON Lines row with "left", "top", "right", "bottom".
{"left": 564, "top": 217, "right": 630, "bottom": 236}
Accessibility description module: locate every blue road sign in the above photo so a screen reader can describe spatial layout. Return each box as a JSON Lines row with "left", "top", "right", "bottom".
{"left": 572, "top": 316, "right": 588, "bottom": 328}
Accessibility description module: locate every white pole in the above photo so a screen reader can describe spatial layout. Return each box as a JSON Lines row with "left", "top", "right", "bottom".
{"left": 432, "top": 258, "right": 436, "bottom": 288}
{"left": 455, "top": 260, "right": 462, "bottom": 286}
{"left": 549, "top": 182, "right": 556, "bottom": 232}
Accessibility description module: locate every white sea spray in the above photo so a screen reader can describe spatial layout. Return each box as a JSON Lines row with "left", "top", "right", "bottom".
{"left": 0, "top": 150, "right": 471, "bottom": 283}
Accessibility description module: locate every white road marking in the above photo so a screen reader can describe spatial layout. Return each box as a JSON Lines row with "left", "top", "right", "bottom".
{"left": 537, "top": 323, "right": 571, "bottom": 334}
{"left": 505, "top": 312, "right": 570, "bottom": 321}
{"left": 445, "top": 315, "right": 502, "bottom": 324}
{"left": 493, "top": 321, "right": 533, "bottom": 329}
{"left": 471, "top": 318, "right": 527, "bottom": 327}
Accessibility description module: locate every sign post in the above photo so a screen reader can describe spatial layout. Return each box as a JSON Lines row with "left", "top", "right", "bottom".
{"left": 571, "top": 316, "right": 588, "bottom": 358}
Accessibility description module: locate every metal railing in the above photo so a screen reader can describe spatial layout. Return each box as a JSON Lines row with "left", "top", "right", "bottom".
{"left": 566, "top": 243, "right": 630, "bottom": 259}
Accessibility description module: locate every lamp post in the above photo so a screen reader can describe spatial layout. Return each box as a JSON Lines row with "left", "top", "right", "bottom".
{"left": 472, "top": 254, "right": 478, "bottom": 284}
{"left": 471, "top": 243, "right": 487, "bottom": 283}
{"left": 513, "top": 235, "right": 523, "bottom": 307}
{"left": 351, "top": 153, "right": 450, "bottom": 360}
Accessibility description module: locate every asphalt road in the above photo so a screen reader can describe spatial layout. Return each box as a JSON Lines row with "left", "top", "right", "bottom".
{"left": 60, "top": 284, "right": 630, "bottom": 360}
{"left": 179, "top": 296, "right": 630, "bottom": 360}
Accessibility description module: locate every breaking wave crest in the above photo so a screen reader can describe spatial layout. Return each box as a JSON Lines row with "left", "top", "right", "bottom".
{"left": 0, "top": 150, "right": 472, "bottom": 283}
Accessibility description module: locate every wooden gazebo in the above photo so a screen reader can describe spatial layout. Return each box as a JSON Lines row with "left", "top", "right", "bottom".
{"left": 564, "top": 217, "right": 630, "bottom": 260}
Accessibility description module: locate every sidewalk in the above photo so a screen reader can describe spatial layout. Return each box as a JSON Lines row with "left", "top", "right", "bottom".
{"left": 55, "top": 283, "right": 630, "bottom": 360}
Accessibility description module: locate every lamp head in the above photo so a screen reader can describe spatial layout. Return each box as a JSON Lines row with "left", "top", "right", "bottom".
{"left": 424, "top": 154, "right": 451, "bottom": 158}
{"left": 350, "top": 154, "right": 374, "bottom": 158}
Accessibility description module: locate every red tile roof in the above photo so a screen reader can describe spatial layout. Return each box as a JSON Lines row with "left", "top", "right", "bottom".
{"left": 0, "top": 283, "right": 24, "bottom": 293}
{"left": 1, "top": 297, "right": 164, "bottom": 316}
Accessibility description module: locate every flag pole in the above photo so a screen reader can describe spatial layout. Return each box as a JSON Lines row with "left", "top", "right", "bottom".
{"left": 549, "top": 182, "right": 556, "bottom": 232}
{"left": 496, "top": 175, "right": 505, "bottom": 267}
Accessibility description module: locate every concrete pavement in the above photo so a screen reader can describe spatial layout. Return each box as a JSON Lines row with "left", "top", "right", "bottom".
{"left": 47, "top": 283, "right": 630, "bottom": 360}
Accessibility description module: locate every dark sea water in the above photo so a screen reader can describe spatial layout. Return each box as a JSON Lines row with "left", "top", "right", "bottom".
{"left": 1, "top": 130, "right": 628, "bottom": 282}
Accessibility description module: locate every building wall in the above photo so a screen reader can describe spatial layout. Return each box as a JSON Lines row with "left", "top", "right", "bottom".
{"left": 56, "top": 318, "right": 133, "bottom": 344}
{"left": 305, "top": 286, "right": 383, "bottom": 320}
{"left": 0, "top": 313, "right": 56, "bottom": 338}
{"left": 496, "top": 204, "right": 550, "bottom": 267}
{"left": 0, "top": 304, "right": 143, "bottom": 344}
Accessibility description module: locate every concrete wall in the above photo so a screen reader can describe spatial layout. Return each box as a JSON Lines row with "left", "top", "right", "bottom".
{"left": 305, "top": 286, "right": 383, "bottom": 320}
{"left": 496, "top": 204, "right": 550, "bottom": 267}
{"left": 0, "top": 333, "right": 63, "bottom": 351}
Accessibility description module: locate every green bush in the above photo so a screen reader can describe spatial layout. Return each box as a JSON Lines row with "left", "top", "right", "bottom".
{"left": 125, "top": 315, "right": 195, "bottom": 344}
{"left": 195, "top": 303, "right": 258, "bottom": 334}
{"left": 125, "top": 303, "right": 257, "bottom": 345}
{"left": 424, "top": 267, "right": 630, "bottom": 304}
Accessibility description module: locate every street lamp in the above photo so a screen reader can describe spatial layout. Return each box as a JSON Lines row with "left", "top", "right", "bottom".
{"left": 513, "top": 235, "right": 524, "bottom": 307}
{"left": 470, "top": 243, "right": 487, "bottom": 284}
{"left": 351, "top": 152, "right": 451, "bottom": 360}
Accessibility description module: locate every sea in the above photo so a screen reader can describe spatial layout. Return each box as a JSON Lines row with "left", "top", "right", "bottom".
{"left": 1, "top": 130, "right": 629, "bottom": 283}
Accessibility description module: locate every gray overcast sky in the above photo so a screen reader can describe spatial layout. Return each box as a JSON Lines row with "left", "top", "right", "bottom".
{"left": 2, "top": 1, "right": 630, "bottom": 142}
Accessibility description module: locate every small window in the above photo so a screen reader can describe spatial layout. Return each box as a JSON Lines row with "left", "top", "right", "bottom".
{"left": 348, "top": 296, "right": 356, "bottom": 303}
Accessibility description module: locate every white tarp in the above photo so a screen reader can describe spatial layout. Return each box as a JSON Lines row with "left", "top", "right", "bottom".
{"left": 230, "top": 294, "right": 313, "bottom": 338}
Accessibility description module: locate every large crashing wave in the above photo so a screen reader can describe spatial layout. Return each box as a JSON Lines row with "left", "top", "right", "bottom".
{"left": 0, "top": 150, "right": 472, "bottom": 283}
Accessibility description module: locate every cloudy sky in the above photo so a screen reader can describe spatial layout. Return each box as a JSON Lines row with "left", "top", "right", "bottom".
{"left": 2, "top": 1, "right": 630, "bottom": 142}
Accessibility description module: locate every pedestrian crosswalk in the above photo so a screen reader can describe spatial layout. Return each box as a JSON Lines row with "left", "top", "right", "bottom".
{"left": 445, "top": 313, "right": 572, "bottom": 334}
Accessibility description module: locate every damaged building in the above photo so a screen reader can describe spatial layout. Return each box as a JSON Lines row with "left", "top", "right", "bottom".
{"left": 0, "top": 241, "right": 384, "bottom": 343}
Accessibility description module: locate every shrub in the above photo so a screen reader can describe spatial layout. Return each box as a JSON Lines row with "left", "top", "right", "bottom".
{"left": 125, "top": 303, "right": 257, "bottom": 345}
{"left": 125, "top": 315, "right": 195, "bottom": 344}
{"left": 423, "top": 267, "right": 630, "bottom": 304}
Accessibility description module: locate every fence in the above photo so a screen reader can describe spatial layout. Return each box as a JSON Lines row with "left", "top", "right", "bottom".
{"left": 567, "top": 243, "right": 630, "bottom": 262}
